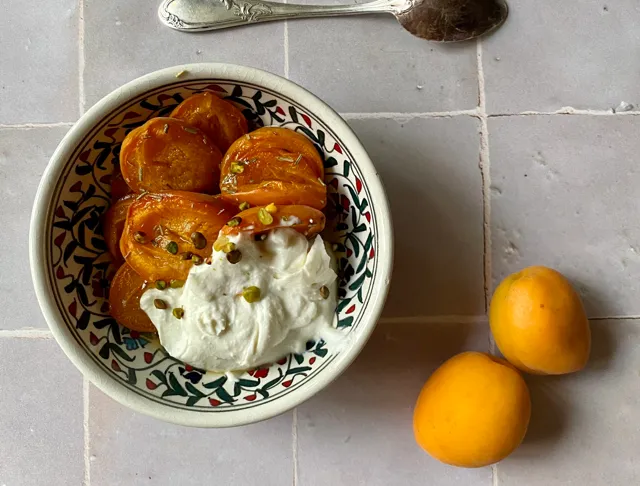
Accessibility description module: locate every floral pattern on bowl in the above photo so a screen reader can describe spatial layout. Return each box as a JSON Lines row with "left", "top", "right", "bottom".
{"left": 31, "top": 65, "right": 392, "bottom": 427}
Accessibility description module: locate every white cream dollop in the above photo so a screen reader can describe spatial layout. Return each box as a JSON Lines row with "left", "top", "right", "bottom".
{"left": 140, "top": 229, "right": 338, "bottom": 372}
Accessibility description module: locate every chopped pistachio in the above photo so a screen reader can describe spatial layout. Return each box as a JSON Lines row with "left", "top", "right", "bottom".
{"left": 226, "top": 216, "right": 242, "bottom": 227}
{"left": 222, "top": 242, "right": 237, "bottom": 254}
{"left": 226, "top": 250, "right": 242, "bottom": 264}
{"left": 154, "top": 299, "right": 168, "bottom": 309}
{"left": 258, "top": 207, "right": 273, "bottom": 225}
{"left": 172, "top": 307, "right": 184, "bottom": 319}
{"left": 169, "top": 279, "right": 185, "bottom": 288}
{"left": 192, "top": 254, "right": 204, "bottom": 265}
{"left": 239, "top": 201, "right": 251, "bottom": 211}
{"left": 242, "top": 286, "right": 261, "bottom": 303}
{"left": 230, "top": 162, "right": 245, "bottom": 174}
{"left": 133, "top": 231, "right": 147, "bottom": 244}
{"left": 165, "top": 241, "right": 178, "bottom": 254}
{"left": 190, "top": 231, "right": 207, "bottom": 250}
{"left": 265, "top": 203, "right": 277, "bottom": 214}
{"left": 155, "top": 280, "right": 167, "bottom": 290}
{"left": 213, "top": 236, "right": 229, "bottom": 252}
{"left": 319, "top": 286, "right": 330, "bottom": 300}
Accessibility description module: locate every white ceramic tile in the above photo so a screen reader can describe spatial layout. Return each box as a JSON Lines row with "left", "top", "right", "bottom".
{"left": 0, "top": 127, "right": 70, "bottom": 330}
{"left": 89, "top": 387, "right": 293, "bottom": 486}
{"left": 489, "top": 115, "right": 640, "bottom": 317}
{"left": 83, "top": 0, "right": 285, "bottom": 109}
{"left": 497, "top": 320, "right": 640, "bottom": 485}
{"left": 0, "top": 0, "right": 79, "bottom": 123}
{"left": 347, "top": 116, "right": 485, "bottom": 317}
{"left": 0, "top": 339, "right": 84, "bottom": 484}
{"left": 297, "top": 321, "right": 491, "bottom": 486}
{"left": 287, "top": 0, "right": 478, "bottom": 113}
{"left": 483, "top": 0, "right": 640, "bottom": 113}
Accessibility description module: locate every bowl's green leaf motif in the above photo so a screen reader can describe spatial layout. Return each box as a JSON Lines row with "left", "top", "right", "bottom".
{"left": 46, "top": 80, "right": 378, "bottom": 411}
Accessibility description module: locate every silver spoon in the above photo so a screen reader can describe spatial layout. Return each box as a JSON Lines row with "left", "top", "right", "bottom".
{"left": 159, "top": 0, "right": 508, "bottom": 42}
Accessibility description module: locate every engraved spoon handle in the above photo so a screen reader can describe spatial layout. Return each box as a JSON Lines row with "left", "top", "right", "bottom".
{"left": 159, "top": 0, "right": 407, "bottom": 31}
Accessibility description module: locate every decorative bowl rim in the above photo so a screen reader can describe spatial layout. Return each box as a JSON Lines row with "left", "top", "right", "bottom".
{"left": 29, "top": 63, "right": 393, "bottom": 427}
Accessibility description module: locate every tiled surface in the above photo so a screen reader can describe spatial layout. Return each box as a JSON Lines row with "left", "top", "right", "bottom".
{"left": 2, "top": 0, "right": 640, "bottom": 484}
{"left": 497, "top": 320, "right": 640, "bottom": 485}
{"left": 0, "top": 0, "right": 79, "bottom": 123}
{"left": 0, "top": 339, "right": 84, "bottom": 485}
{"left": 483, "top": 0, "right": 640, "bottom": 113}
{"left": 489, "top": 115, "right": 640, "bottom": 317}
{"left": 83, "top": 0, "right": 285, "bottom": 109}
{"left": 88, "top": 387, "right": 293, "bottom": 486}
{"left": 287, "top": 0, "right": 478, "bottom": 113}
{"left": 348, "top": 117, "right": 485, "bottom": 317}
{"left": 0, "top": 127, "right": 70, "bottom": 330}
{"left": 297, "top": 321, "right": 492, "bottom": 486}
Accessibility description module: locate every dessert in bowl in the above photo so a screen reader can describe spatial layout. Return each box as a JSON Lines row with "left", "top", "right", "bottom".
{"left": 30, "top": 63, "right": 392, "bottom": 427}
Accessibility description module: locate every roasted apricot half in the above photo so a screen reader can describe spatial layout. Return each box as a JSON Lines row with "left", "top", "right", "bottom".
{"left": 170, "top": 91, "right": 248, "bottom": 152}
{"left": 108, "top": 263, "right": 156, "bottom": 333}
{"left": 219, "top": 204, "right": 325, "bottom": 239}
{"left": 120, "top": 191, "right": 237, "bottom": 281}
{"left": 103, "top": 195, "right": 134, "bottom": 264}
{"left": 120, "top": 117, "right": 222, "bottom": 194}
{"left": 220, "top": 127, "right": 327, "bottom": 209}
{"left": 110, "top": 171, "right": 132, "bottom": 203}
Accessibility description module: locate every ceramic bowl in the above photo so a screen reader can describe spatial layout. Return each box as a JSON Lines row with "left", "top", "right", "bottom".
{"left": 30, "top": 63, "right": 393, "bottom": 427}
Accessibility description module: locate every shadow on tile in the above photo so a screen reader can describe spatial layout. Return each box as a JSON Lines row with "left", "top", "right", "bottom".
{"left": 346, "top": 117, "right": 485, "bottom": 317}
{"left": 306, "top": 321, "right": 489, "bottom": 415}
{"left": 517, "top": 322, "right": 616, "bottom": 456}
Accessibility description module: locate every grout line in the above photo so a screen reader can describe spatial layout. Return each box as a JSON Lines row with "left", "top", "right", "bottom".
{"left": 379, "top": 315, "right": 488, "bottom": 325}
{"left": 492, "top": 463, "right": 499, "bottom": 486}
{"left": 292, "top": 408, "right": 298, "bottom": 486}
{"left": 590, "top": 315, "right": 640, "bottom": 321}
{"left": 0, "top": 122, "right": 75, "bottom": 130}
{"left": 340, "top": 110, "right": 480, "bottom": 120}
{"left": 477, "top": 39, "right": 492, "bottom": 314}
{"left": 0, "top": 329, "right": 53, "bottom": 339}
{"left": 83, "top": 378, "right": 91, "bottom": 486}
{"left": 284, "top": 21, "right": 289, "bottom": 79}
{"left": 283, "top": 0, "right": 289, "bottom": 79}
{"left": 78, "top": 0, "right": 86, "bottom": 115}
{"left": 489, "top": 108, "right": 640, "bottom": 117}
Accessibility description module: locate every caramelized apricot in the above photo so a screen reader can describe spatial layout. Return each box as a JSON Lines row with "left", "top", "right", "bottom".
{"left": 109, "top": 263, "right": 156, "bottom": 333}
{"left": 170, "top": 92, "right": 248, "bottom": 152}
{"left": 110, "top": 171, "right": 132, "bottom": 203}
{"left": 120, "top": 191, "right": 237, "bottom": 281}
{"left": 220, "top": 205, "right": 325, "bottom": 239}
{"left": 103, "top": 195, "right": 134, "bottom": 264}
{"left": 120, "top": 117, "right": 222, "bottom": 194}
{"left": 220, "top": 127, "right": 327, "bottom": 209}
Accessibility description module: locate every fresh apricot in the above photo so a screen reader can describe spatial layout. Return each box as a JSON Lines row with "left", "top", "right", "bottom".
{"left": 414, "top": 352, "right": 531, "bottom": 468}
{"left": 490, "top": 266, "right": 591, "bottom": 375}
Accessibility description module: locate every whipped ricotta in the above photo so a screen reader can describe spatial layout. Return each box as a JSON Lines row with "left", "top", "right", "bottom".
{"left": 140, "top": 228, "right": 338, "bottom": 372}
